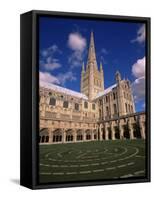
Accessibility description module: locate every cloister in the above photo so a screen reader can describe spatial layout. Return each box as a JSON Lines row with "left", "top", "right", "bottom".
{"left": 39, "top": 112, "right": 145, "bottom": 144}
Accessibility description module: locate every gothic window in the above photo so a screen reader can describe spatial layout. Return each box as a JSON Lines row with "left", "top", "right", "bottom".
{"left": 125, "top": 103, "right": 128, "bottom": 113}
{"left": 63, "top": 101, "right": 69, "bottom": 108}
{"left": 92, "top": 103, "right": 95, "bottom": 110}
{"left": 77, "top": 134, "right": 83, "bottom": 141}
{"left": 113, "top": 104, "right": 117, "bottom": 114}
{"left": 128, "top": 104, "right": 130, "bottom": 113}
{"left": 84, "top": 101, "right": 88, "bottom": 108}
{"left": 49, "top": 97, "right": 56, "bottom": 106}
{"left": 75, "top": 103, "right": 79, "bottom": 111}
{"left": 99, "top": 109, "right": 101, "bottom": 119}
{"left": 106, "top": 95, "right": 109, "bottom": 103}
{"left": 113, "top": 93, "right": 116, "bottom": 100}
{"left": 86, "top": 134, "right": 91, "bottom": 140}
{"left": 66, "top": 134, "right": 73, "bottom": 141}
{"left": 106, "top": 106, "right": 109, "bottom": 116}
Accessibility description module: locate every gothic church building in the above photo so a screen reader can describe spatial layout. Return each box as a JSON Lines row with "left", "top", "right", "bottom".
{"left": 39, "top": 32, "right": 145, "bottom": 144}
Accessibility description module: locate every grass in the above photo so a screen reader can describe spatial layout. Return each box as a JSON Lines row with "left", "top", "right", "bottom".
{"left": 39, "top": 139, "right": 146, "bottom": 183}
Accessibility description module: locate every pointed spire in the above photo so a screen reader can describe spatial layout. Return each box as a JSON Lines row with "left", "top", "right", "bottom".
{"left": 100, "top": 62, "right": 103, "bottom": 72}
{"left": 115, "top": 70, "right": 121, "bottom": 83}
{"left": 82, "top": 62, "right": 85, "bottom": 73}
{"left": 87, "top": 31, "right": 97, "bottom": 65}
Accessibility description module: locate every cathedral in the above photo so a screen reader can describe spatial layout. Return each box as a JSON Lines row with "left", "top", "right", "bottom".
{"left": 39, "top": 32, "right": 146, "bottom": 144}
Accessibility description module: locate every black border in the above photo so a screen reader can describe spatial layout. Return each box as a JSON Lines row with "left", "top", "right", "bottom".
{"left": 20, "top": 10, "right": 151, "bottom": 189}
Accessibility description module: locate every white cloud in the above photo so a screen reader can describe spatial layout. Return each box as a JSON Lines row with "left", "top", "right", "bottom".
{"left": 57, "top": 71, "right": 77, "bottom": 85}
{"left": 68, "top": 33, "right": 86, "bottom": 51}
{"left": 131, "top": 57, "right": 145, "bottom": 104}
{"left": 40, "top": 44, "right": 62, "bottom": 71}
{"left": 132, "top": 57, "right": 145, "bottom": 78}
{"left": 101, "top": 48, "right": 108, "bottom": 55}
{"left": 39, "top": 71, "right": 60, "bottom": 84}
{"left": 39, "top": 71, "right": 76, "bottom": 86}
{"left": 68, "top": 51, "right": 84, "bottom": 68}
{"left": 131, "top": 24, "right": 145, "bottom": 44}
{"left": 132, "top": 76, "right": 145, "bottom": 102}
{"left": 68, "top": 32, "right": 86, "bottom": 68}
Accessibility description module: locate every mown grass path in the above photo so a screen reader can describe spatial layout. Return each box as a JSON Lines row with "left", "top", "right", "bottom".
{"left": 39, "top": 140, "right": 146, "bottom": 183}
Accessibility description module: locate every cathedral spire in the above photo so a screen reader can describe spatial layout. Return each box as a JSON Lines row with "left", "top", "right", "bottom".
{"left": 87, "top": 31, "right": 97, "bottom": 68}
{"left": 81, "top": 31, "right": 104, "bottom": 100}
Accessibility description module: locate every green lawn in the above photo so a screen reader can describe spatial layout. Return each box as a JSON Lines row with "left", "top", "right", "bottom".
{"left": 39, "top": 140, "right": 146, "bottom": 183}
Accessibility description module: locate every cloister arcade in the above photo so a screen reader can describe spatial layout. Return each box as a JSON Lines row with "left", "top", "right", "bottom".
{"left": 39, "top": 112, "right": 146, "bottom": 144}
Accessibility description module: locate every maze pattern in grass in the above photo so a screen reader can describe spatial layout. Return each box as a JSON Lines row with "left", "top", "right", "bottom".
{"left": 39, "top": 140, "right": 146, "bottom": 183}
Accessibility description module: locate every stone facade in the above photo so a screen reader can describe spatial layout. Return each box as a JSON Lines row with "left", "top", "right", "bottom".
{"left": 39, "top": 32, "right": 146, "bottom": 144}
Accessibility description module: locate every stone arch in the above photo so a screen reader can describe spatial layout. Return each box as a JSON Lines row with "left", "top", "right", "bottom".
{"left": 114, "top": 126, "right": 120, "bottom": 139}
{"left": 53, "top": 129, "right": 62, "bottom": 142}
{"left": 66, "top": 129, "right": 74, "bottom": 142}
{"left": 93, "top": 129, "right": 97, "bottom": 140}
{"left": 108, "top": 127, "right": 112, "bottom": 140}
{"left": 76, "top": 129, "right": 83, "bottom": 141}
{"left": 133, "top": 123, "right": 141, "bottom": 139}
{"left": 99, "top": 109, "right": 102, "bottom": 119}
{"left": 102, "top": 127, "right": 105, "bottom": 140}
{"left": 85, "top": 129, "right": 91, "bottom": 140}
{"left": 40, "top": 128, "right": 49, "bottom": 143}
{"left": 123, "top": 124, "right": 130, "bottom": 139}
{"left": 46, "top": 136, "right": 49, "bottom": 142}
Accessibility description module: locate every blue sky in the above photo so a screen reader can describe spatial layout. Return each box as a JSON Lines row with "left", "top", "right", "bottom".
{"left": 39, "top": 16, "right": 146, "bottom": 112}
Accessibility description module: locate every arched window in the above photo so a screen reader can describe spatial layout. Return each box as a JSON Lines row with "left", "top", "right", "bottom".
{"left": 84, "top": 101, "right": 88, "bottom": 108}
{"left": 106, "top": 106, "right": 109, "bottom": 116}
{"left": 99, "top": 109, "right": 102, "bottom": 119}
{"left": 63, "top": 101, "right": 69, "bottom": 108}
{"left": 86, "top": 134, "right": 91, "bottom": 140}
{"left": 125, "top": 103, "right": 128, "bottom": 113}
{"left": 113, "top": 93, "right": 116, "bottom": 100}
{"left": 75, "top": 103, "right": 79, "bottom": 111}
{"left": 66, "top": 134, "right": 73, "bottom": 141}
{"left": 113, "top": 104, "right": 117, "bottom": 114}
{"left": 128, "top": 104, "right": 130, "bottom": 113}
{"left": 49, "top": 97, "right": 56, "bottom": 106}
{"left": 42, "top": 136, "right": 45, "bottom": 143}
{"left": 92, "top": 103, "right": 95, "bottom": 110}
{"left": 46, "top": 136, "right": 49, "bottom": 142}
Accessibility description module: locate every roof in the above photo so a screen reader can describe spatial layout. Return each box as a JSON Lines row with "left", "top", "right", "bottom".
{"left": 94, "top": 83, "right": 117, "bottom": 99}
{"left": 40, "top": 81, "right": 88, "bottom": 100}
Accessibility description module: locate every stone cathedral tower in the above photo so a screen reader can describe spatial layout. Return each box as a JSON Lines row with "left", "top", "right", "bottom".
{"left": 80, "top": 32, "right": 104, "bottom": 101}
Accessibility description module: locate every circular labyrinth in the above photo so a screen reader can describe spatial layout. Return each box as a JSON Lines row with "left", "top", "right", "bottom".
{"left": 39, "top": 140, "right": 146, "bottom": 183}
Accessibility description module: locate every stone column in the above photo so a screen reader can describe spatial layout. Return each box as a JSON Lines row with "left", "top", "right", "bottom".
{"left": 128, "top": 122, "right": 134, "bottom": 140}
{"left": 91, "top": 129, "right": 94, "bottom": 140}
{"left": 111, "top": 123, "right": 115, "bottom": 140}
{"left": 83, "top": 129, "right": 86, "bottom": 141}
{"left": 62, "top": 129, "right": 66, "bottom": 143}
{"left": 140, "top": 122, "right": 145, "bottom": 139}
{"left": 48, "top": 128, "right": 52, "bottom": 143}
{"left": 119, "top": 123, "right": 124, "bottom": 140}
{"left": 105, "top": 125, "right": 109, "bottom": 140}
{"left": 74, "top": 129, "right": 77, "bottom": 142}
{"left": 99, "top": 124, "right": 103, "bottom": 140}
